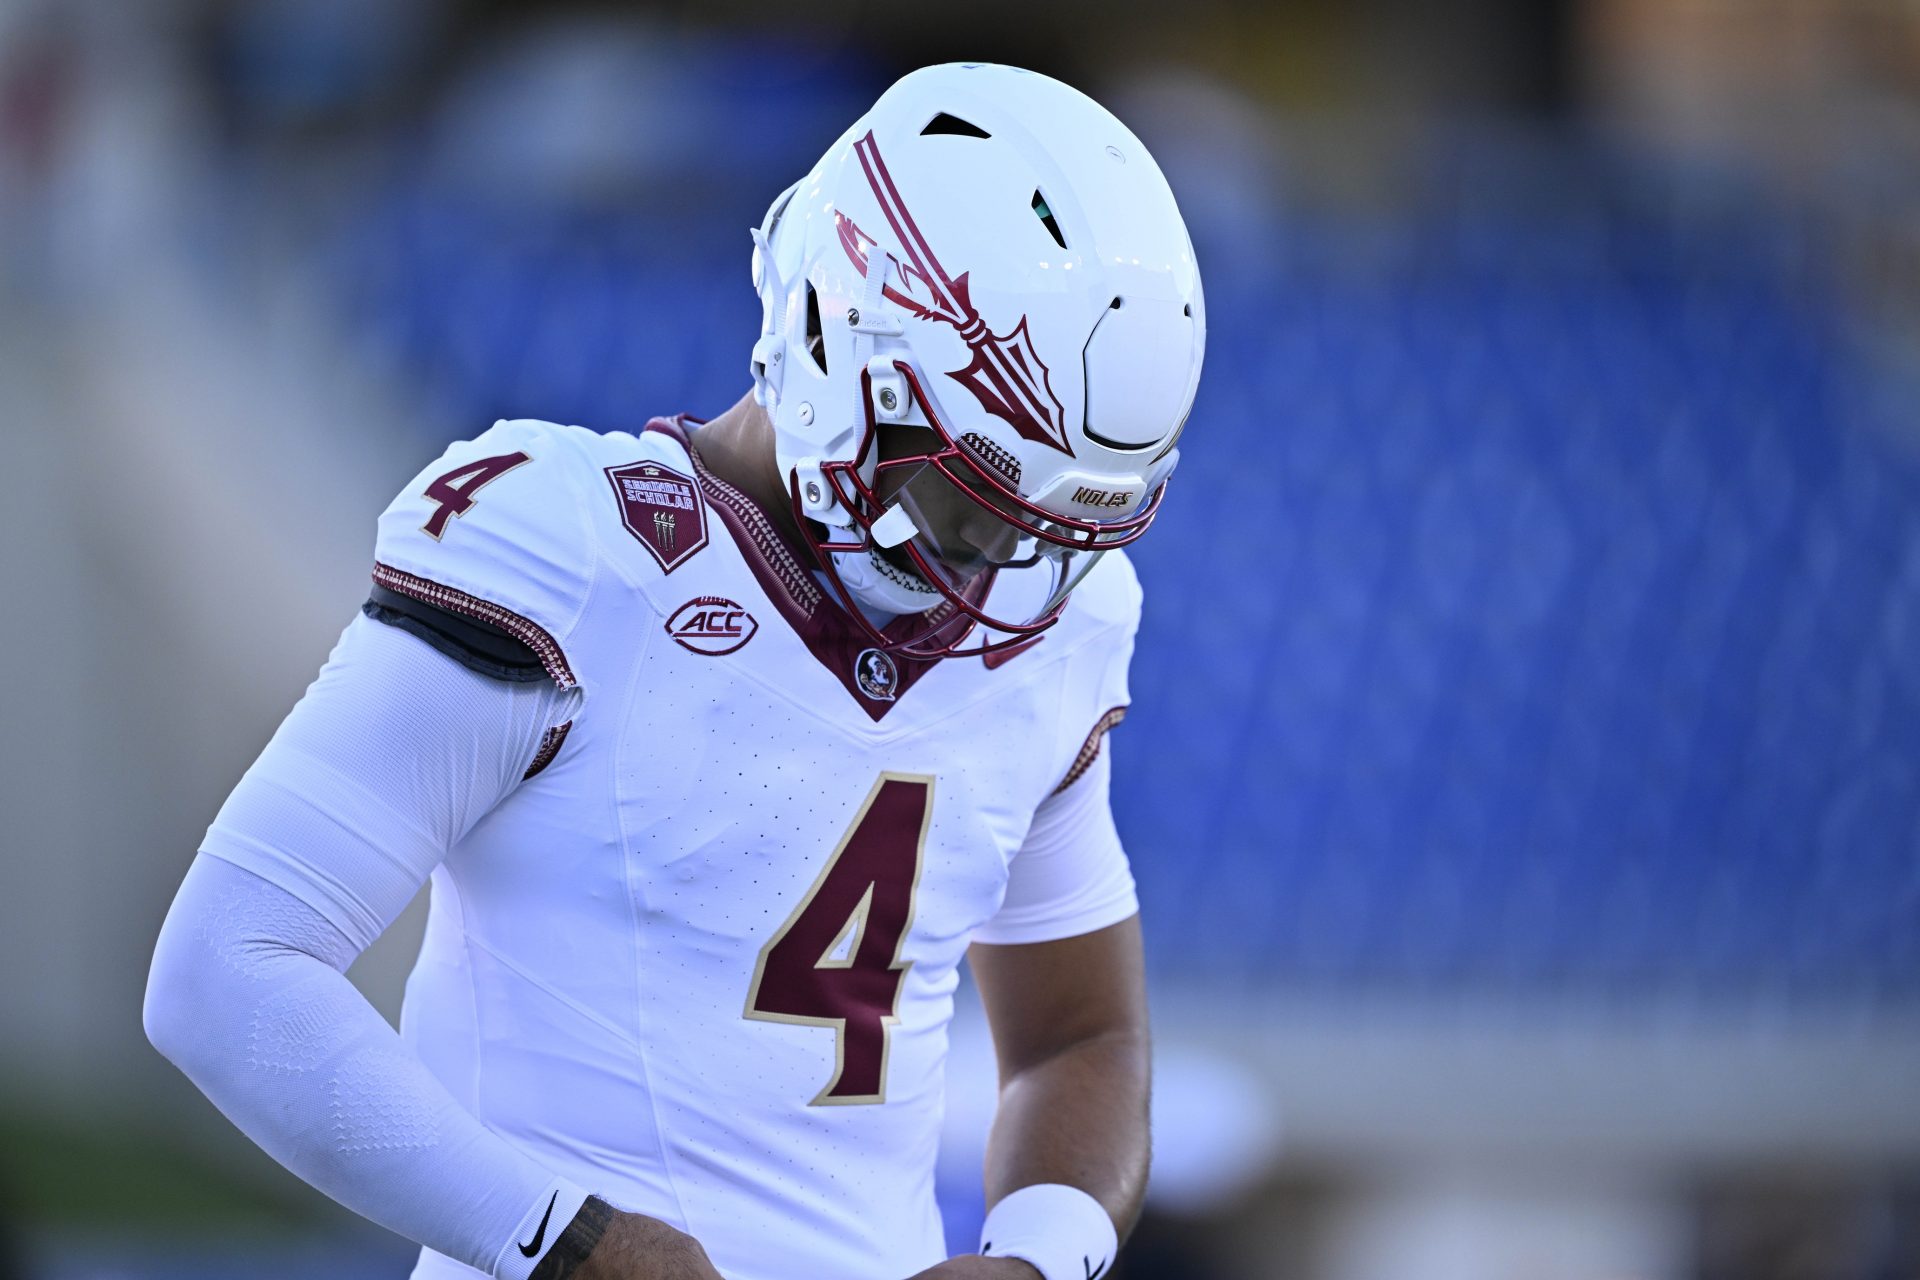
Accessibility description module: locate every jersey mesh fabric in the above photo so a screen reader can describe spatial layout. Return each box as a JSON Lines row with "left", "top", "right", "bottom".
{"left": 145, "top": 614, "right": 583, "bottom": 1273}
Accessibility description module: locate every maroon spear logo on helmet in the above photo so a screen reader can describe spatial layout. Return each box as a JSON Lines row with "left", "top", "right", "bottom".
{"left": 836, "top": 131, "right": 1073, "bottom": 457}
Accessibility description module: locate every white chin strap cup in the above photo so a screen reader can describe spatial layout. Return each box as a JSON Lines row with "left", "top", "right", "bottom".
{"left": 869, "top": 503, "right": 919, "bottom": 549}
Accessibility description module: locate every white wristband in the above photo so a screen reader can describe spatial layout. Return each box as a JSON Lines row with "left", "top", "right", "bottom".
{"left": 491, "top": 1177, "right": 591, "bottom": 1280}
{"left": 979, "top": 1183, "right": 1119, "bottom": 1280}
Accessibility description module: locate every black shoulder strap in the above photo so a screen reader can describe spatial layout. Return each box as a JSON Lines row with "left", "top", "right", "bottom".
{"left": 363, "top": 584, "right": 548, "bottom": 684}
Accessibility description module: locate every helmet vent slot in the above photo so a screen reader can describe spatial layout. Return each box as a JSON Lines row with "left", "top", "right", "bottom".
{"left": 1032, "top": 192, "right": 1068, "bottom": 250}
{"left": 922, "top": 112, "right": 992, "bottom": 139}
{"left": 804, "top": 282, "right": 828, "bottom": 375}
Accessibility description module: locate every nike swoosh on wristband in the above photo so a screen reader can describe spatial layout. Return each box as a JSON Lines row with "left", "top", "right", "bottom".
{"left": 1085, "top": 1258, "right": 1110, "bottom": 1280}
{"left": 519, "top": 1192, "right": 559, "bottom": 1258}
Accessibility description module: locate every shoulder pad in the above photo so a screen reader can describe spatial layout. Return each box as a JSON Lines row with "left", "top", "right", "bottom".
{"left": 372, "top": 420, "right": 599, "bottom": 689}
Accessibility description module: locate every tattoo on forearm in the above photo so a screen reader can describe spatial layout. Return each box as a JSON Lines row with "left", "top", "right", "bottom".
{"left": 528, "top": 1196, "right": 615, "bottom": 1280}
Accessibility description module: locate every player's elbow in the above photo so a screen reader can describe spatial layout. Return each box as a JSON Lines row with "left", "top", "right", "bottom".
{"left": 142, "top": 896, "right": 214, "bottom": 1074}
{"left": 142, "top": 979, "right": 176, "bottom": 1065}
{"left": 142, "top": 938, "right": 188, "bottom": 1067}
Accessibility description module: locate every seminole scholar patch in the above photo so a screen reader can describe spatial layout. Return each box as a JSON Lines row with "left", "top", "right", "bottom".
{"left": 606, "top": 460, "right": 709, "bottom": 574}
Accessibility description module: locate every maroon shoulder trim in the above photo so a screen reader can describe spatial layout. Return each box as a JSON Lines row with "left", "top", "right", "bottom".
{"left": 1054, "top": 705, "right": 1128, "bottom": 795}
{"left": 371, "top": 562, "right": 577, "bottom": 691}
{"left": 694, "top": 454, "right": 826, "bottom": 614}
{"left": 524, "top": 720, "right": 572, "bottom": 780}
{"left": 645, "top": 416, "right": 821, "bottom": 614}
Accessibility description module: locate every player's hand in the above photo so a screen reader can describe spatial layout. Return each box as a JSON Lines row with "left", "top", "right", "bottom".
{"left": 575, "top": 1209, "right": 726, "bottom": 1280}
{"left": 904, "top": 1259, "right": 1043, "bottom": 1280}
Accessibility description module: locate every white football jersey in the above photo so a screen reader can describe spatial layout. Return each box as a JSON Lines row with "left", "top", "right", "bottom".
{"left": 374, "top": 418, "right": 1140, "bottom": 1280}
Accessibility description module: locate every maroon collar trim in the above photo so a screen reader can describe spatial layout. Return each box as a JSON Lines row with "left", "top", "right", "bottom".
{"left": 644, "top": 416, "right": 946, "bottom": 722}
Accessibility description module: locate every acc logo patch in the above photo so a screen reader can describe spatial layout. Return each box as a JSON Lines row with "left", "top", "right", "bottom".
{"left": 607, "top": 460, "right": 708, "bottom": 574}
{"left": 667, "top": 597, "right": 758, "bottom": 656}
{"left": 854, "top": 648, "right": 899, "bottom": 701}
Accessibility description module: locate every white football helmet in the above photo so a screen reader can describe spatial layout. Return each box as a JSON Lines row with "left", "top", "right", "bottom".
{"left": 749, "top": 62, "right": 1205, "bottom": 656}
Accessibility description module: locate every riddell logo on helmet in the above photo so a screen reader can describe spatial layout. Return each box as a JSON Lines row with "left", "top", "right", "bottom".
{"left": 666, "top": 597, "right": 758, "bottom": 656}
{"left": 1071, "top": 486, "right": 1133, "bottom": 509}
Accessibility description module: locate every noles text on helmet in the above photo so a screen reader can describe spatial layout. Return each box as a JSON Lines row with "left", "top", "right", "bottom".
{"left": 748, "top": 62, "right": 1206, "bottom": 657}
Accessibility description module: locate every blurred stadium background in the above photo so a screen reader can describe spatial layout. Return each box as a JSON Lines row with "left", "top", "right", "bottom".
{"left": 3, "top": 0, "right": 1918, "bottom": 1277}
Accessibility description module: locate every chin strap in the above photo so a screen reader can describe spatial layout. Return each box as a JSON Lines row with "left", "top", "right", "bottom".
{"left": 848, "top": 249, "right": 902, "bottom": 363}
{"left": 869, "top": 503, "right": 919, "bottom": 548}
{"left": 831, "top": 546, "right": 942, "bottom": 616}
{"left": 789, "top": 242, "right": 908, "bottom": 533}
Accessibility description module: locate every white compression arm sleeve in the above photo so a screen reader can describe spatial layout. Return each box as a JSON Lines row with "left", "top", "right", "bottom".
{"left": 144, "top": 614, "right": 586, "bottom": 1276}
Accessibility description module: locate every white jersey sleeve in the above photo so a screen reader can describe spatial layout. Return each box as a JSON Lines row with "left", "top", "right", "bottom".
{"left": 971, "top": 554, "right": 1142, "bottom": 946}
{"left": 371, "top": 419, "right": 600, "bottom": 696}
{"left": 199, "top": 611, "right": 574, "bottom": 946}
{"left": 969, "top": 745, "right": 1138, "bottom": 946}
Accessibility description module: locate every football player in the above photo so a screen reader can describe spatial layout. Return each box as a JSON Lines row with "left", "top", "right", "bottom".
{"left": 145, "top": 62, "right": 1204, "bottom": 1280}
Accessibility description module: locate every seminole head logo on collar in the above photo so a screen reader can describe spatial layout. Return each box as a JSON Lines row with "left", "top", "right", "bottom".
{"left": 854, "top": 647, "right": 899, "bottom": 701}
{"left": 835, "top": 132, "right": 1074, "bottom": 458}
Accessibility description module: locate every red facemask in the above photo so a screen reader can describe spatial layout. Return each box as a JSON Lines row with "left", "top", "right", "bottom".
{"left": 795, "top": 360, "right": 1172, "bottom": 658}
